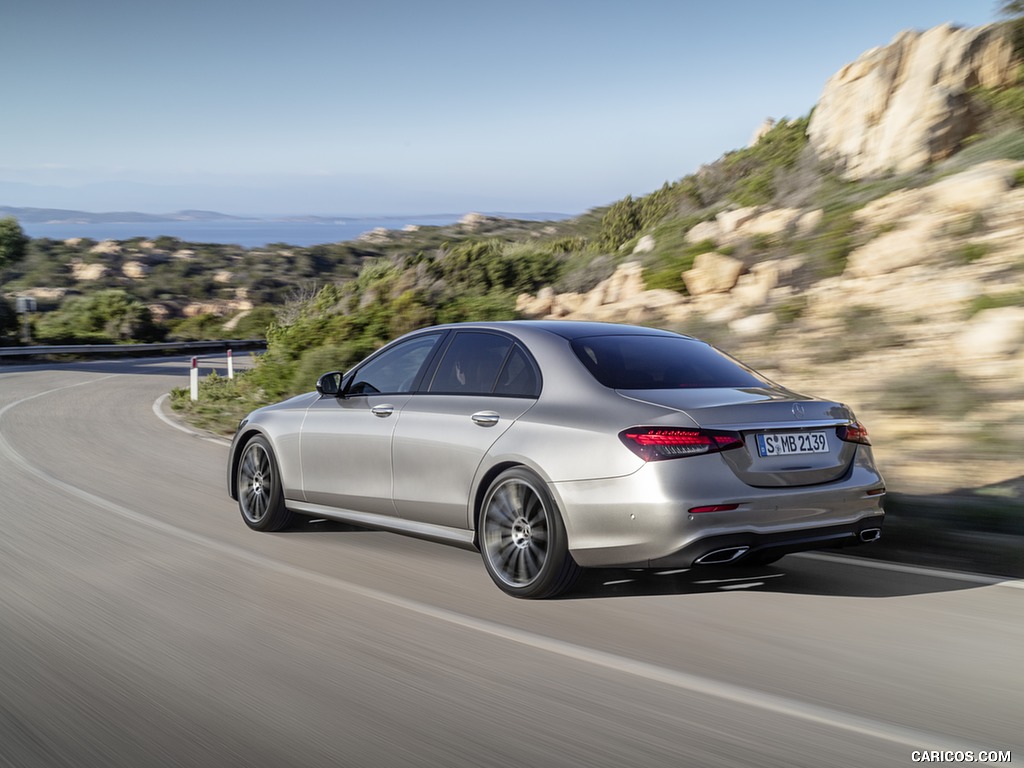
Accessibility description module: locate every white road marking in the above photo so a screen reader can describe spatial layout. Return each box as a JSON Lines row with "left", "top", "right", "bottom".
{"left": 151, "top": 393, "right": 231, "bottom": 446}
{"left": 0, "top": 377, "right": 1014, "bottom": 753}
{"left": 795, "top": 552, "right": 1024, "bottom": 589}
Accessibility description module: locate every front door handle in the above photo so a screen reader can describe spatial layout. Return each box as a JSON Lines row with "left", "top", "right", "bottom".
{"left": 471, "top": 411, "right": 500, "bottom": 427}
{"left": 371, "top": 404, "right": 395, "bottom": 418}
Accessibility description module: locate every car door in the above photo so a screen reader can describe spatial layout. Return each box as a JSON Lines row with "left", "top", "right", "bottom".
{"left": 299, "top": 332, "right": 444, "bottom": 515}
{"left": 392, "top": 331, "right": 541, "bottom": 529}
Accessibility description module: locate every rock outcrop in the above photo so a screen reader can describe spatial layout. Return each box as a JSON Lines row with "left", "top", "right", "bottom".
{"left": 515, "top": 156, "right": 1024, "bottom": 491}
{"left": 808, "top": 24, "right": 1019, "bottom": 179}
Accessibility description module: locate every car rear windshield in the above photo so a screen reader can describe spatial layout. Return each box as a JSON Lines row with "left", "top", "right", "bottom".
{"left": 571, "top": 335, "right": 769, "bottom": 389}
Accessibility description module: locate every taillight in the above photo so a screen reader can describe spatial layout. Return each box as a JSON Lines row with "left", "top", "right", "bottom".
{"left": 837, "top": 421, "right": 871, "bottom": 445}
{"left": 619, "top": 427, "right": 743, "bottom": 461}
{"left": 688, "top": 504, "right": 740, "bottom": 514}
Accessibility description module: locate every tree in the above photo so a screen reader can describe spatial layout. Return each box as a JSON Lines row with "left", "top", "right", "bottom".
{"left": 0, "top": 216, "right": 29, "bottom": 272}
{"left": 598, "top": 196, "right": 642, "bottom": 251}
{"left": 999, "top": 1, "right": 1024, "bottom": 18}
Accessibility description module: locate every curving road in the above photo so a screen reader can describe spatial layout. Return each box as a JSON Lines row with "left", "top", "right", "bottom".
{"left": 0, "top": 358, "right": 1021, "bottom": 768}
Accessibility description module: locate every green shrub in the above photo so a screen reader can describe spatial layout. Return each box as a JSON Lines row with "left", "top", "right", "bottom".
{"left": 946, "top": 211, "right": 987, "bottom": 237}
{"left": 954, "top": 242, "right": 992, "bottom": 264}
{"left": 227, "top": 306, "right": 278, "bottom": 339}
{"left": 967, "top": 292, "right": 1024, "bottom": 317}
{"left": 167, "top": 313, "right": 224, "bottom": 341}
{"left": 875, "top": 367, "right": 978, "bottom": 418}
{"left": 721, "top": 117, "right": 811, "bottom": 207}
{"left": 0, "top": 296, "right": 18, "bottom": 343}
{"left": 554, "top": 253, "right": 615, "bottom": 294}
{"left": 642, "top": 239, "right": 717, "bottom": 294}
{"left": 799, "top": 203, "right": 859, "bottom": 278}
{"left": 34, "top": 289, "right": 163, "bottom": 344}
{"left": 811, "top": 305, "right": 904, "bottom": 363}
{"left": 749, "top": 233, "right": 777, "bottom": 252}
{"left": 971, "top": 83, "right": 1024, "bottom": 128}
{"left": 774, "top": 295, "right": 808, "bottom": 325}
{"left": 168, "top": 372, "right": 256, "bottom": 435}
{"left": 940, "top": 128, "right": 1024, "bottom": 169}
{"left": 598, "top": 196, "right": 643, "bottom": 250}
{"left": 291, "top": 344, "right": 360, "bottom": 392}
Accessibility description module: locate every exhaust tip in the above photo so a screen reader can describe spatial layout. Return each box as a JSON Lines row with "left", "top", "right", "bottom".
{"left": 694, "top": 546, "right": 750, "bottom": 565}
{"left": 859, "top": 527, "right": 881, "bottom": 543}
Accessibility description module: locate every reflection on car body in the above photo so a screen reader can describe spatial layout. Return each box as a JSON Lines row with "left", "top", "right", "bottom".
{"left": 228, "top": 321, "right": 885, "bottom": 598}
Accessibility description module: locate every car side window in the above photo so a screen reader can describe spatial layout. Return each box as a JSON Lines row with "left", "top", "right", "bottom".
{"left": 348, "top": 333, "right": 442, "bottom": 395}
{"left": 494, "top": 344, "right": 540, "bottom": 397}
{"left": 428, "top": 332, "right": 513, "bottom": 395}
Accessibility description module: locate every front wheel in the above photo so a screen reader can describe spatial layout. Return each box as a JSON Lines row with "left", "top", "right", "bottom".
{"left": 236, "top": 435, "right": 294, "bottom": 532}
{"left": 479, "top": 468, "right": 581, "bottom": 599}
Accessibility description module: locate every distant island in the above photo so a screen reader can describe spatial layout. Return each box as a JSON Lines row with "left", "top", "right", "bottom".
{"left": 0, "top": 205, "right": 569, "bottom": 227}
{"left": 0, "top": 206, "right": 252, "bottom": 225}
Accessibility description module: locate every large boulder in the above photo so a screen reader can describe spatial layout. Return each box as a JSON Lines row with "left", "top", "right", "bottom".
{"left": 955, "top": 307, "right": 1024, "bottom": 362}
{"left": 929, "top": 160, "right": 1021, "bottom": 213}
{"left": 685, "top": 219, "right": 721, "bottom": 244}
{"left": 122, "top": 261, "right": 150, "bottom": 279}
{"left": 809, "top": 24, "right": 1019, "bottom": 179}
{"left": 632, "top": 235, "right": 656, "bottom": 254}
{"left": 683, "top": 252, "right": 744, "bottom": 295}
{"left": 716, "top": 207, "right": 759, "bottom": 235}
{"left": 845, "top": 214, "right": 946, "bottom": 277}
{"left": 70, "top": 262, "right": 108, "bottom": 281}
{"left": 89, "top": 240, "right": 122, "bottom": 256}
{"left": 738, "top": 208, "right": 803, "bottom": 238}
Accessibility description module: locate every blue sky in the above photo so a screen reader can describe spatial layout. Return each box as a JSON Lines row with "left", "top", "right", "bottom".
{"left": 1, "top": 0, "right": 1000, "bottom": 216}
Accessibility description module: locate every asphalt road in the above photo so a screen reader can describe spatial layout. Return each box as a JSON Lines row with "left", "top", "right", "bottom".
{"left": 1, "top": 358, "right": 1021, "bottom": 768}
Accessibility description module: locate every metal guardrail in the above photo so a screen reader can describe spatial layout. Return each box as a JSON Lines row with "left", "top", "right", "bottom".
{"left": 0, "top": 339, "right": 267, "bottom": 359}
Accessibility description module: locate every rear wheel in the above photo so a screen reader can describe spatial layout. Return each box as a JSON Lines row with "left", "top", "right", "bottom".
{"left": 479, "top": 467, "right": 581, "bottom": 599}
{"left": 237, "top": 435, "right": 294, "bottom": 532}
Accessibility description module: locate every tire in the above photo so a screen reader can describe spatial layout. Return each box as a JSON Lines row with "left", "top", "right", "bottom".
{"left": 236, "top": 435, "right": 294, "bottom": 532}
{"left": 479, "top": 467, "right": 581, "bottom": 599}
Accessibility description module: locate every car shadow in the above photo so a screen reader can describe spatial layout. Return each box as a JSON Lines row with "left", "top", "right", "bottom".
{"left": 557, "top": 554, "right": 1001, "bottom": 600}
{"left": 275, "top": 517, "right": 1004, "bottom": 599}
{"left": 283, "top": 517, "right": 373, "bottom": 534}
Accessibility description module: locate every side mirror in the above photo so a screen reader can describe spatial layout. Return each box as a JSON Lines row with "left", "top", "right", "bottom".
{"left": 316, "top": 371, "right": 344, "bottom": 397}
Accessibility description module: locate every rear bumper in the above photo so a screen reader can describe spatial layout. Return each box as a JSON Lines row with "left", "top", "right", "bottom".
{"left": 649, "top": 514, "right": 884, "bottom": 568}
{"left": 551, "top": 448, "right": 885, "bottom": 568}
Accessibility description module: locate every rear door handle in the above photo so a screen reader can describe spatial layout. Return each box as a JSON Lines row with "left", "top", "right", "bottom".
{"left": 471, "top": 411, "right": 500, "bottom": 427}
{"left": 371, "top": 404, "right": 395, "bottom": 418}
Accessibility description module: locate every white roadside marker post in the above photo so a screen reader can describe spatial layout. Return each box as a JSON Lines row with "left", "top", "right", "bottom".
{"left": 190, "top": 356, "right": 199, "bottom": 401}
{"left": 227, "top": 348, "right": 234, "bottom": 379}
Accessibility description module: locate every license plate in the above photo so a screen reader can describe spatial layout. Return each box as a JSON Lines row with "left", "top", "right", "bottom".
{"left": 756, "top": 431, "right": 829, "bottom": 457}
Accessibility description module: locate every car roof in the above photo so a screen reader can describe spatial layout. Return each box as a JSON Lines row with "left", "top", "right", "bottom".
{"left": 427, "top": 320, "right": 690, "bottom": 342}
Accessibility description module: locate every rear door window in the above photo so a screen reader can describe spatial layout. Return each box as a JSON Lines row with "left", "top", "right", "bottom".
{"left": 425, "top": 331, "right": 540, "bottom": 397}
{"left": 428, "top": 332, "right": 513, "bottom": 395}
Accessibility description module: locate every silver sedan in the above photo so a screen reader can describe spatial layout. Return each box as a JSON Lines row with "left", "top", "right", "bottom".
{"left": 228, "top": 321, "right": 885, "bottom": 598}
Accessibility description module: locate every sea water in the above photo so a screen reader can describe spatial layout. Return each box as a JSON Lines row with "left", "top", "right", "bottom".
{"left": 19, "top": 213, "right": 568, "bottom": 248}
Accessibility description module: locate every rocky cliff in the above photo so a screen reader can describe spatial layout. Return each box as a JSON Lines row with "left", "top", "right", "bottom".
{"left": 808, "top": 23, "right": 1019, "bottom": 178}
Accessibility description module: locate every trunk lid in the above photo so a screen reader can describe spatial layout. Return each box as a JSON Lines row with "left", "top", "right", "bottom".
{"left": 617, "top": 386, "right": 858, "bottom": 487}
